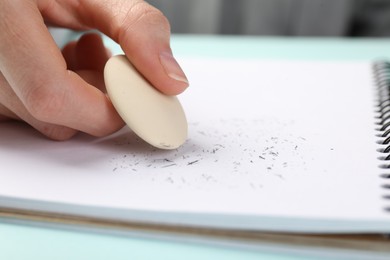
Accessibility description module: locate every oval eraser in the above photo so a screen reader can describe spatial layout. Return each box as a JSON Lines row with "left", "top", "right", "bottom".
{"left": 104, "top": 55, "right": 188, "bottom": 150}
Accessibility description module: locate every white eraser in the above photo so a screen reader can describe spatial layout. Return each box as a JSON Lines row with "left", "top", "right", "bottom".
{"left": 104, "top": 55, "right": 187, "bottom": 149}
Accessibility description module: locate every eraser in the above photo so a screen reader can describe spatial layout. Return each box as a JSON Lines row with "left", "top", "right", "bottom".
{"left": 104, "top": 55, "right": 187, "bottom": 149}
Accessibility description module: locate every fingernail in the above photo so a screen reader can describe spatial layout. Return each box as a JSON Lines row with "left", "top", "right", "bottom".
{"left": 159, "top": 52, "right": 189, "bottom": 86}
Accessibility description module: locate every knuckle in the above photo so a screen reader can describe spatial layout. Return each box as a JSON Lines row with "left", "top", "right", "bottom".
{"left": 133, "top": 2, "right": 169, "bottom": 27}
{"left": 117, "top": 1, "right": 171, "bottom": 39}
{"left": 24, "top": 83, "right": 65, "bottom": 122}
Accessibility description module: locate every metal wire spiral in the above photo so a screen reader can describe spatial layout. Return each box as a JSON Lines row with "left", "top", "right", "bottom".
{"left": 373, "top": 61, "right": 390, "bottom": 212}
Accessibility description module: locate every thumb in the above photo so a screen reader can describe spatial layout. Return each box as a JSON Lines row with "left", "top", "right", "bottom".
{"left": 75, "top": 0, "right": 189, "bottom": 95}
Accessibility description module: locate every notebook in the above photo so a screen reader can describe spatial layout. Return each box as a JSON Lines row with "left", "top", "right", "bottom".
{"left": 0, "top": 57, "right": 389, "bottom": 253}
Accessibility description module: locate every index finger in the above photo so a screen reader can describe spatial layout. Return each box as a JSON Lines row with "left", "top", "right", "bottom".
{"left": 42, "top": 0, "right": 190, "bottom": 95}
{"left": 0, "top": 0, "right": 124, "bottom": 136}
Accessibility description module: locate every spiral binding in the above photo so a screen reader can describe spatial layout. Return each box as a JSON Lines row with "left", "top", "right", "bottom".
{"left": 373, "top": 61, "right": 390, "bottom": 212}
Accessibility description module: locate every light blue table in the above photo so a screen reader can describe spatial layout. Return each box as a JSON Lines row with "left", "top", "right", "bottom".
{"left": 2, "top": 35, "right": 390, "bottom": 260}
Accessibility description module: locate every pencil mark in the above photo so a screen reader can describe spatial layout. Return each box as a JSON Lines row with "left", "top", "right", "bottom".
{"left": 109, "top": 118, "right": 310, "bottom": 190}
{"left": 166, "top": 177, "right": 174, "bottom": 183}
{"left": 161, "top": 163, "right": 177, "bottom": 168}
{"left": 187, "top": 160, "right": 200, "bottom": 165}
{"left": 197, "top": 131, "right": 206, "bottom": 136}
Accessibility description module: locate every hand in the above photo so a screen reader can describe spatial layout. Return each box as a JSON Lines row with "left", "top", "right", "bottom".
{"left": 0, "top": 0, "right": 189, "bottom": 140}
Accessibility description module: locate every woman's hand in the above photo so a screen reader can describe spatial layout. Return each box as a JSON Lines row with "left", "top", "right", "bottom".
{"left": 0, "top": 0, "right": 188, "bottom": 140}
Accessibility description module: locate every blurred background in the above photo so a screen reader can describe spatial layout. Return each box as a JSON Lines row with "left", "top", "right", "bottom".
{"left": 146, "top": 0, "right": 390, "bottom": 37}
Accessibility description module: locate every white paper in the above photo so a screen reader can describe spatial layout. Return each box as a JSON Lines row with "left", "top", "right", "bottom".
{"left": 0, "top": 58, "right": 389, "bottom": 233}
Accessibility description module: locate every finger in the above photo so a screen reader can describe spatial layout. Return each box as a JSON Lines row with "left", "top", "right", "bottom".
{"left": 74, "top": 33, "right": 110, "bottom": 72}
{"left": 62, "top": 41, "right": 77, "bottom": 71}
{"left": 0, "top": 1, "right": 124, "bottom": 136}
{"left": 0, "top": 72, "right": 77, "bottom": 140}
{"left": 76, "top": 70, "right": 106, "bottom": 92}
{"left": 62, "top": 33, "right": 110, "bottom": 73}
{"left": 62, "top": 34, "right": 108, "bottom": 92}
{"left": 0, "top": 102, "right": 17, "bottom": 121}
{"left": 60, "top": 0, "right": 189, "bottom": 95}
